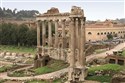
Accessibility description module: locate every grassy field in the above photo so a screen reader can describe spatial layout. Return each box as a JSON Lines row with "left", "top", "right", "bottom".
{"left": 34, "top": 59, "right": 69, "bottom": 75}
{"left": 88, "top": 64, "right": 123, "bottom": 74}
{"left": 122, "top": 50, "right": 125, "bottom": 56}
{"left": 87, "top": 64, "right": 124, "bottom": 82}
{"left": 0, "top": 45, "right": 36, "bottom": 54}
{"left": 94, "top": 49, "right": 107, "bottom": 54}
{"left": 0, "top": 65, "right": 13, "bottom": 73}
{"left": 86, "top": 75, "right": 112, "bottom": 83}
{"left": 10, "top": 59, "right": 69, "bottom": 77}
{"left": 25, "top": 79, "right": 62, "bottom": 83}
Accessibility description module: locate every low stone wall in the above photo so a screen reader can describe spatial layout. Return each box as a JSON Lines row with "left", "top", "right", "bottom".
{"left": 45, "top": 48, "right": 69, "bottom": 62}
{"left": 0, "top": 51, "right": 33, "bottom": 58}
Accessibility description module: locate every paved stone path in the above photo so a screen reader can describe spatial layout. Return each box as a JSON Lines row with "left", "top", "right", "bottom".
{"left": 0, "top": 42, "right": 125, "bottom": 81}
{"left": 0, "top": 68, "right": 68, "bottom": 80}
{"left": 0, "top": 61, "right": 13, "bottom": 65}
{"left": 86, "top": 42, "right": 125, "bottom": 62}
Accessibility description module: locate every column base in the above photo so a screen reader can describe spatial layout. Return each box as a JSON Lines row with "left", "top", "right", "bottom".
{"left": 67, "top": 67, "right": 88, "bottom": 83}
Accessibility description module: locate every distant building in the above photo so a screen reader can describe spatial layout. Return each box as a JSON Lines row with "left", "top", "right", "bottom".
{"left": 85, "top": 20, "right": 125, "bottom": 41}
{"left": 58, "top": 19, "right": 125, "bottom": 42}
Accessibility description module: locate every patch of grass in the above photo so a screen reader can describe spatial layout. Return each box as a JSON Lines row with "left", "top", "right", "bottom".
{"left": 0, "top": 79, "right": 7, "bottom": 83}
{"left": 88, "top": 64, "right": 123, "bottom": 74}
{"left": 25, "top": 79, "right": 62, "bottom": 83}
{"left": 9, "top": 59, "right": 69, "bottom": 77}
{"left": 35, "top": 66, "right": 54, "bottom": 74}
{"left": 122, "top": 50, "right": 125, "bottom": 56}
{"left": 34, "top": 59, "right": 69, "bottom": 75}
{"left": 0, "top": 45, "right": 36, "bottom": 54}
{"left": 11, "top": 71, "right": 25, "bottom": 77}
{"left": 86, "top": 75, "right": 111, "bottom": 83}
{"left": 26, "top": 80, "right": 45, "bottom": 83}
{"left": 0, "top": 65, "right": 12, "bottom": 72}
{"left": 87, "top": 64, "right": 124, "bottom": 82}
{"left": 95, "top": 49, "right": 106, "bottom": 54}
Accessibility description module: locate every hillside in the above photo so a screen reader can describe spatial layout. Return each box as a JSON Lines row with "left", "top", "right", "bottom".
{"left": 0, "top": 7, "right": 39, "bottom": 20}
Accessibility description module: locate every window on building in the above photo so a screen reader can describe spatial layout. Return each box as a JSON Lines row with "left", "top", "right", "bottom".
{"left": 88, "top": 32, "right": 92, "bottom": 35}
{"left": 104, "top": 32, "right": 106, "bottom": 35}
{"left": 97, "top": 33, "right": 100, "bottom": 35}
{"left": 101, "top": 32, "right": 103, "bottom": 35}
{"left": 109, "top": 59, "right": 115, "bottom": 64}
{"left": 118, "top": 59, "right": 124, "bottom": 65}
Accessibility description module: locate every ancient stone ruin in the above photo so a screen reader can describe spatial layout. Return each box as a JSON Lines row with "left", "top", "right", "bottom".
{"left": 36, "top": 6, "right": 86, "bottom": 82}
{"left": 34, "top": 54, "right": 50, "bottom": 68}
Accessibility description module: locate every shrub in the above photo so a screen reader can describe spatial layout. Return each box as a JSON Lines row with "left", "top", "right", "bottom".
{"left": 86, "top": 75, "right": 112, "bottom": 82}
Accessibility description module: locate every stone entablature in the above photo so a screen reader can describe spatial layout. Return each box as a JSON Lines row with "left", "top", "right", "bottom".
{"left": 38, "top": 13, "right": 70, "bottom": 17}
{"left": 36, "top": 14, "right": 70, "bottom": 22}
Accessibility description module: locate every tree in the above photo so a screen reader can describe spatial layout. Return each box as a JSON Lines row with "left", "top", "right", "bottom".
{"left": 17, "top": 24, "right": 29, "bottom": 46}
{"left": 26, "top": 28, "right": 37, "bottom": 46}
{"left": 0, "top": 23, "right": 37, "bottom": 46}
{"left": 107, "top": 34, "right": 113, "bottom": 40}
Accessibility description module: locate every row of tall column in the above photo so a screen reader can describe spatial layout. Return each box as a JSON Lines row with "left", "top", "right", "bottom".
{"left": 36, "top": 20, "right": 67, "bottom": 54}
{"left": 69, "top": 17, "right": 85, "bottom": 67}
{"left": 68, "top": 17, "right": 86, "bottom": 82}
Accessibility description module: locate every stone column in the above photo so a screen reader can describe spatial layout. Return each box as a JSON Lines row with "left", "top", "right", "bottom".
{"left": 62, "top": 19, "right": 66, "bottom": 48}
{"left": 42, "top": 20, "right": 46, "bottom": 46}
{"left": 54, "top": 20, "right": 59, "bottom": 48}
{"left": 36, "top": 21, "right": 41, "bottom": 53}
{"left": 68, "top": 17, "right": 75, "bottom": 81}
{"left": 75, "top": 18, "right": 81, "bottom": 67}
{"left": 61, "top": 19, "right": 66, "bottom": 61}
{"left": 42, "top": 20, "right": 46, "bottom": 55}
{"left": 78, "top": 18, "right": 81, "bottom": 64}
{"left": 48, "top": 20, "right": 52, "bottom": 47}
{"left": 75, "top": 18, "right": 79, "bottom": 49}
{"left": 79, "top": 17, "right": 86, "bottom": 81}
{"left": 80, "top": 17, "right": 86, "bottom": 67}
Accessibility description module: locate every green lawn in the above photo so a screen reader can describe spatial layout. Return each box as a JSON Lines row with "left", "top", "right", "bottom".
{"left": 0, "top": 65, "right": 13, "bottom": 73}
{"left": 88, "top": 64, "right": 123, "bottom": 74}
{"left": 122, "top": 50, "right": 125, "bottom": 56}
{"left": 94, "top": 49, "right": 107, "bottom": 54}
{"left": 86, "top": 75, "right": 111, "bottom": 83}
{"left": 0, "top": 45, "right": 36, "bottom": 54}
{"left": 34, "top": 59, "right": 69, "bottom": 75}
{"left": 9, "top": 59, "right": 69, "bottom": 77}
{"left": 0, "top": 79, "right": 7, "bottom": 83}
{"left": 87, "top": 64, "right": 124, "bottom": 82}
{"left": 25, "top": 79, "right": 62, "bottom": 83}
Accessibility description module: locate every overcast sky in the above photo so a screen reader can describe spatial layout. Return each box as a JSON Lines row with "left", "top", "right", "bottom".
{"left": 0, "top": 0, "right": 125, "bottom": 21}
